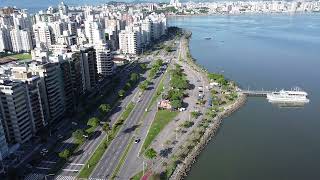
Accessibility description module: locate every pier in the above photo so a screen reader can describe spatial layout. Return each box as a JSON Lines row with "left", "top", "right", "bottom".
{"left": 239, "top": 90, "right": 272, "bottom": 97}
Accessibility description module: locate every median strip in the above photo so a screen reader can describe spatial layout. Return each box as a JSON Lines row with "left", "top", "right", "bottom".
{"left": 111, "top": 137, "right": 134, "bottom": 179}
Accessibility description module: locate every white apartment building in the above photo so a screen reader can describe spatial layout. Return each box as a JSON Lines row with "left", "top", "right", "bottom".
{"left": 33, "top": 22, "right": 54, "bottom": 48}
{"left": 84, "top": 19, "right": 105, "bottom": 44}
{"left": 119, "top": 30, "right": 141, "bottom": 55}
{"left": 10, "top": 28, "right": 33, "bottom": 52}
{"left": 0, "top": 26, "right": 12, "bottom": 52}
{"left": 141, "top": 19, "right": 152, "bottom": 45}
{"left": 48, "top": 21, "right": 64, "bottom": 43}
{"left": 94, "top": 43, "right": 113, "bottom": 76}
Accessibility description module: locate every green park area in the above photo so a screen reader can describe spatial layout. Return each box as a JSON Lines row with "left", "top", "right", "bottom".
{"left": 141, "top": 110, "right": 178, "bottom": 154}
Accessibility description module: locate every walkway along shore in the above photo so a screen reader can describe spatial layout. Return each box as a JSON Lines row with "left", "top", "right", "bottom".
{"left": 169, "top": 30, "right": 248, "bottom": 180}
{"left": 170, "top": 94, "right": 247, "bottom": 180}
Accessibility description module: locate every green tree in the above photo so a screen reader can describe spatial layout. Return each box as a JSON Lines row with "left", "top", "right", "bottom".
{"left": 99, "top": 104, "right": 111, "bottom": 116}
{"left": 87, "top": 117, "right": 100, "bottom": 127}
{"left": 191, "top": 111, "right": 201, "bottom": 119}
{"left": 165, "top": 46, "right": 172, "bottom": 52}
{"left": 118, "top": 89, "right": 126, "bottom": 97}
{"left": 58, "top": 149, "right": 71, "bottom": 160}
{"left": 145, "top": 148, "right": 157, "bottom": 159}
{"left": 72, "top": 129, "right": 85, "bottom": 144}
{"left": 124, "top": 82, "right": 132, "bottom": 91}
{"left": 139, "top": 80, "right": 149, "bottom": 91}
{"left": 130, "top": 73, "right": 140, "bottom": 83}
{"left": 171, "top": 99, "right": 182, "bottom": 109}
{"left": 140, "top": 64, "right": 147, "bottom": 70}
{"left": 102, "top": 122, "right": 111, "bottom": 141}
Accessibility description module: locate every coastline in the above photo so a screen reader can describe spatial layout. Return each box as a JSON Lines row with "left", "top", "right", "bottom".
{"left": 169, "top": 30, "right": 247, "bottom": 180}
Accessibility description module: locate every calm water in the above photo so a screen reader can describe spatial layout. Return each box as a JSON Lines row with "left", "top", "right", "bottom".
{"left": 169, "top": 14, "right": 320, "bottom": 180}
{"left": 0, "top": 0, "right": 115, "bottom": 13}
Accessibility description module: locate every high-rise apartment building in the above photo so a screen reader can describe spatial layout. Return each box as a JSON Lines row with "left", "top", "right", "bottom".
{"left": 33, "top": 22, "right": 54, "bottom": 48}
{"left": 0, "top": 26, "right": 12, "bottom": 52}
{"left": 10, "top": 28, "right": 33, "bottom": 52}
{"left": 84, "top": 19, "right": 105, "bottom": 44}
{"left": 28, "top": 62, "right": 65, "bottom": 123}
{"left": 78, "top": 46, "right": 98, "bottom": 92}
{"left": 0, "top": 80, "right": 33, "bottom": 144}
{"left": 119, "top": 30, "right": 140, "bottom": 55}
{"left": 11, "top": 66, "right": 46, "bottom": 133}
{"left": 94, "top": 44, "right": 113, "bottom": 76}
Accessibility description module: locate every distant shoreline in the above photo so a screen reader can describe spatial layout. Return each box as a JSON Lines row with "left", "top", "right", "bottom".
{"left": 168, "top": 11, "right": 320, "bottom": 18}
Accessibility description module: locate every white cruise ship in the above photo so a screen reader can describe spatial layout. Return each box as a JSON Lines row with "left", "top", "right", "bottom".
{"left": 267, "top": 88, "right": 310, "bottom": 103}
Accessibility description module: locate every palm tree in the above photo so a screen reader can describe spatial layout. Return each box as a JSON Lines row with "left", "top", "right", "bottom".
{"left": 102, "top": 122, "right": 111, "bottom": 142}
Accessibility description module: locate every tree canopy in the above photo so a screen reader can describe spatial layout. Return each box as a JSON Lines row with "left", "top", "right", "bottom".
{"left": 99, "top": 104, "right": 111, "bottom": 115}
{"left": 145, "top": 148, "right": 157, "bottom": 159}
{"left": 87, "top": 117, "right": 100, "bottom": 127}
{"left": 58, "top": 149, "right": 71, "bottom": 159}
{"left": 72, "top": 129, "right": 85, "bottom": 144}
{"left": 118, "top": 89, "right": 126, "bottom": 97}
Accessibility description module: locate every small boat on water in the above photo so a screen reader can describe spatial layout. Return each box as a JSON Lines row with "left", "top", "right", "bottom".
{"left": 266, "top": 87, "right": 310, "bottom": 103}
{"left": 204, "top": 37, "right": 212, "bottom": 40}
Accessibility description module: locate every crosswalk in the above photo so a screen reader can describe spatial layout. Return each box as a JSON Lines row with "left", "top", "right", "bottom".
{"left": 24, "top": 173, "right": 44, "bottom": 180}
{"left": 55, "top": 175, "right": 77, "bottom": 180}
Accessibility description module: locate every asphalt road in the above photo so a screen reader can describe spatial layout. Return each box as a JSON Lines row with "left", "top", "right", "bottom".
{"left": 56, "top": 57, "right": 152, "bottom": 177}
{"left": 115, "top": 42, "right": 178, "bottom": 180}
{"left": 89, "top": 42, "right": 178, "bottom": 179}
{"left": 90, "top": 63, "right": 166, "bottom": 179}
{"left": 24, "top": 58, "right": 150, "bottom": 180}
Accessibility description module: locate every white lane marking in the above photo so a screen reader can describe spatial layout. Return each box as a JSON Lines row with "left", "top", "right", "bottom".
{"left": 62, "top": 169, "right": 79, "bottom": 172}
{"left": 42, "top": 160, "right": 56, "bottom": 164}
{"left": 35, "top": 166, "right": 50, "bottom": 170}
{"left": 68, "top": 163, "right": 84, "bottom": 166}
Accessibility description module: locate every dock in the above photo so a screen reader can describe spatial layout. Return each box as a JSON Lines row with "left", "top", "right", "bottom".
{"left": 239, "top": 90, "right": 272, "bottom": 97}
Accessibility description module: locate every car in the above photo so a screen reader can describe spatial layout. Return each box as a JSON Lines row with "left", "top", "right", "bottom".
{"left": 83, "top": 134, "right": 89, "bottom": 138}
{"left": 41, "top": 148, "right": 48, "bottom": 153}
{"left": 57, "top": 134, "right": 64, "bottom": 139}
{"left": 134, "top": 139, "right": 141, "bottom": 143}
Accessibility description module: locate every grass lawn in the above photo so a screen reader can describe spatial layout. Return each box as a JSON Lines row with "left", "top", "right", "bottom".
{"left": 8, "top": 53, "right": 31, "bottom": 60}
{"left": 141, "top": 110, "right": 178, "bottom": 153}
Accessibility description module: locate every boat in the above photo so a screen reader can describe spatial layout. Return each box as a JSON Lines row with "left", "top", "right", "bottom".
{"left": 266, "top": 87, "right": 310, "bottom": 103}
{"left": 204, "top": 37, "right": 212, "bottom": 40}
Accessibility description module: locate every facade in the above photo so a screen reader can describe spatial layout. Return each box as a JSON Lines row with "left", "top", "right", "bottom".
{"left": 78, "top": 46, "right": 98, "bottom": 92}
{"left": 11, "top": 66, "right": 46, "bottom": 132}
{"left": 28, "top": 62, "right": 65, "bottom": 123}
{"left": 0, "top": 80, "right": 33, "bottom": 144}
{"left": 0, "top": 118, "right": 9, "bottom": 160}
